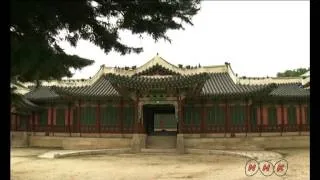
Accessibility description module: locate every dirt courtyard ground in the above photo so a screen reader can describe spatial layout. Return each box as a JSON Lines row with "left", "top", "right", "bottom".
{"left": 11, "top": 148, "right": 309, "bottom": 180}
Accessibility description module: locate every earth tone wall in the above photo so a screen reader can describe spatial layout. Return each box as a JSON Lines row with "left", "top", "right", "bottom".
{"left": 29, "top": 136, "right": 132, "bottom": 150}
{"left": 11, "top": 132, "right": 309, "bottom": 151}
{"left": 184, "top": 134, "right": 309, "bottom": 150}
{"left": 11, "top": 132, "right": 29, "bottom": 147}
{"left": 11, "top": 132, "right": 132, "bottom": 150}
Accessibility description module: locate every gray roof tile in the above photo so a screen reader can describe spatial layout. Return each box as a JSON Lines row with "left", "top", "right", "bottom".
{"left": 201, "top": 73, "right": 272, "bottom": 96}
{"left": 24, "top": 87, "right": 60, "bottom": 100}
{"left": 23, "top": 73, "right": 310, "bottom": 100}
{"left": 53, "top": 77, "right": 120, "bottom": 97}
{"left": 269, "top": 83, "right": 309, "bottom": 98}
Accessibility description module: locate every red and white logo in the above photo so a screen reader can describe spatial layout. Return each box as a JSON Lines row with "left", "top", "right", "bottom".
{"left": 274, "top": 159, "right": 288, "bottom": 176}
{"left": 245, "top": 159, "right": 259, "bottom": 176}
{"left": 245, "top": 159, "right": 288, "bottom": 177}
{"left": 259, "top": 160, "right": 274, "bottom": 176}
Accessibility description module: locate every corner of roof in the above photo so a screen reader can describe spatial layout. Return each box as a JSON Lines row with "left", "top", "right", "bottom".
{"left": 225, "top": 62, "right": 238, "bottom": 84}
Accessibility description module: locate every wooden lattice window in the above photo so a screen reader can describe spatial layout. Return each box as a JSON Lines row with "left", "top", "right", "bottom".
{"left": 39, "top": 110, "right": 48, "bottom": 125}
{"left": 251, "top": 106, "right": 258, "bottom": 127}
{"left": 231, "top": 104, "right": 245, "bottom": 125}
{"left": 287, "top": 105, "right": 297, "bottom": 125}
{"left": 123, "top": 106, "right": 134, "bottom": 126}
{"left": 80, "top": 106, "right": 96, "bottom": 125}
{"left": 19, "top": 115, "right": 28, "bottom": 129}
{"left": 184, "top": 105, "right": 200, "bottom": 125}
{"left": 268, "top": 106, "right": 277, "bottom": 126}
{"left": 101, "top": 105, "right": 119, "bottom": 125}
{"left": 305, "top": 106, "right": 309, "bottom": 124}
{"left": 55, "top": 108, "right": 65, "bottom": 125}
{"left": 73, "top": 108, "right": 78, "bottom": 126}
{"left": 207, "top": 105, "right": 225, "bottom": 125}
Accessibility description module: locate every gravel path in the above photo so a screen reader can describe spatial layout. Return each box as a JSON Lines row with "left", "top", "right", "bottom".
{"left": 11, "top": 148, "right": 309, "bottom": 180}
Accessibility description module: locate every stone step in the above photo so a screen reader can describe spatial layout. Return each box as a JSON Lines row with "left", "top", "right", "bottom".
{"left": 38, "top": 148, "right": 132, "bottom": 159}
{"left": 141, "top": 148, "right": 176, "bottom": 153}
{"left": 146, "top": 136, "right": 177, "bottom": 149}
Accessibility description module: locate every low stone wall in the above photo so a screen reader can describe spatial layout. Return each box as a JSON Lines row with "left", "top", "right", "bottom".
{"left": 61, "top": 137, "right": 131, "bottom": 150}
{"left": 11, "top": 131, "right": 310, "bottom": 151}
{"left": 11, "top": 132, "right": 29, "bottom": 147}
{"left": 28, "top": 135, "right": 132, "bottom": 150}
{"left": 184, "top": 134, "right": 309, "bottom": 150}
{"left": 29, "top": 136, "right": 63, "bottom": 148}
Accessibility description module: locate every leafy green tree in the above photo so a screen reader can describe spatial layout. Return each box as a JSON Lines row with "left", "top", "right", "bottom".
{"left": 11, "top": 0, "right": 200, "bottom": 83}
{"left": 277, "top": 68, "right": 309, "bottom": 77}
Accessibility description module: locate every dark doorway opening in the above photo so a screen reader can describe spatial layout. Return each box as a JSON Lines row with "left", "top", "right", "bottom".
{"left": 143, "top": 104, "right": 177, "bottom": 136}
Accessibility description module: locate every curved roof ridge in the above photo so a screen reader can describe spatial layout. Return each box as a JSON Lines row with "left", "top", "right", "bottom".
{"left": 103, "top": 55, "right": 228, "bottom": 76}
{"left": 238, "top": 76, "right": 302, "bottom": 85}
{"left": 23, "top": 65, "right": 106, "bottom": 88}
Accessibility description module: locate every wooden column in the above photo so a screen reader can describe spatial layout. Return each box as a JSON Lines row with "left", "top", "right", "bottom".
{"left": 281, "top": 102, "right": 284, "bottom": 136}
{"left": 51, "top": 104, "right": 54, "bottom": 135}
{"left": 14, "top": 114, "right": 18, "bottom": 131}
{"left": 134, "top": 95, "right": 140, "bottom": 133}
{"left": 299, "top": 103, "right": 303, "bottom": 135}
{"left": 46, "top": 108, "right": 51, "bottom": 135}
{"left": 31, "top": 112, "right": 35, "bottom": 132}
{"left": 200, "top": 99, "right": 205, "bottom": 134}
{"left": 26, "top": 114, "right": 30, "bottom": 132}
{"left": 203, "top": 100, "right": 207, "bottom": 134}
{"left": 78, "top": 100, "right": 81, "bottom": 136}
{"left": 32, "top": 112, "right": 36, "bottom": 133}
{"left": 34, "top": 113, "right": 39, "bottom": 131}
{"left": 224, "top": 99, "right": 229, "bottom": 137}
{"left": 181, "top": 99, "right": 185, "bottom": 133}
{"left": 259, "top": 101, "right": 263, "bottom": 136}
{"left": 177, "top": 96, "right": 183, "bottom": 134}
{"left": 119, "top": 98, "right": 124, "bottom": 134}
{"left": 68, "top": 103, "right": 71, "bottom": 136}
{"left": 96, "top": 101, "right": 101, "bottom": 134}
{"left": 245, "top": 99, "right": 250, "bottom": 136}
{"left": 53, "top": 107, "right": 56, "bottom": 126}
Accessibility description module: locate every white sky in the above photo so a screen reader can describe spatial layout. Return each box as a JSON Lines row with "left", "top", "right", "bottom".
{"left": 59, "top": 1, "right": 310, "bottom": 79}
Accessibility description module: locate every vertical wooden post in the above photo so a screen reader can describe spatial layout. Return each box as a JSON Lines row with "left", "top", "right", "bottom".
{"left": 51, "top": 104, "right": 54, "bottom": 136}
{"left": 31, "top": 112, "right": 35, "bottom": 132}
{"left": 26, "top": 114, "right": 30, "bottom": 132}
{"left": 259, "top": 100, "right": 263, "bottom": 136}
{"left": 299, "top": 102, "right": 303, "bottom": 135}
{"left": 96, "top": 101, "right": 101, "bottom": 134}
{"left": 224, "top": 99, "right": 228, "bottom": 137}
{"left": 281, "top": 102, "right": 284, "bottom": 136}
{"left": 134, "top": 95, "right": 140, "bottom": 133}
{"left": 203, "top": 99, "right": 207, "bottom": 134}
{"left": 46, "top": 107, "right": 51, "bottom": 136}
{"left": 200, "top": 99, "right": 205, "bottom": 134}
{"left": 32, "top": 113, "right": 36, "bottom": 133}
{"left": 15, "top": 114, "right": 18, "bottom": 131}
{"left": 245, "top": 99, "right": 249, "bottom": 136}
{"left": 68, "top": 103, "right": 71, "bottom": 136}
{"left": 120, "top": 98, "right": 124, "bottom": 134}
{"left": 78, "top": 100, "right": 81, "bottom": 136}
{"left": 177, "top": 96, "right": 183, "bottom": 134}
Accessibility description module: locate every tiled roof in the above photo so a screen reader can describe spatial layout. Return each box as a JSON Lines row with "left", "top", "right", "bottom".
{"left": 24, "top": 87, "right": 60, "bottom": 100}
{"left": 15, "top": 97, "right": 41, "bottom": 109}
{"left": 201, "top": 73, "right": 274, "bottom": 96}
{"left": 23, "top": 73, "right": 310, "bottom": 100}
{"left": 269, "top": 83, "right": 309, "bottom": 98}
{"left": 53, "top": 77, "right": 119, "bottom": 97}
{"left": 106, "top": 73, "right": 208, "bottom": 90}
{"left": 24, "top": 77, "right": 120, "bottom": 100}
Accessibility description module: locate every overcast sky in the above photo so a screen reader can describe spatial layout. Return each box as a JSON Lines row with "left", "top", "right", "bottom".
{"left": 59, "top": 1, "right": 309, "bottom": 79}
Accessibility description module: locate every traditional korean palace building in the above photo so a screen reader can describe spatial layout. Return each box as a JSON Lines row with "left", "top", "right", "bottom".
{"left": 11, "top": 55, "right": 310, "bottom": 151}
